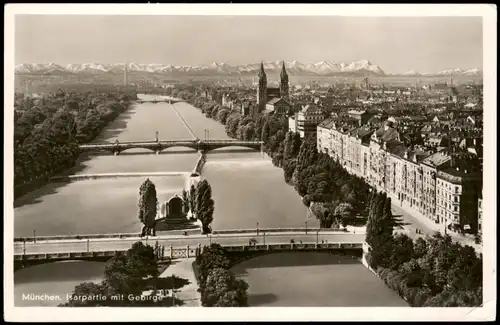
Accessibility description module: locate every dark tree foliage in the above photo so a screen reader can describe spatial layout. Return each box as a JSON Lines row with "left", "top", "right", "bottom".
{"left": 195, "top": 179, "right": 215, "bottom": 234}
{"left": 138, "top": 178, "right": 158, "bottom": 236}
{"left": 63, "top": 241, "right": 165, "bottom": 307}
{"left": 14, "top": 88, "right": 137, "bottom": 190}
{"left": 194, "top": 244, "right": 248, "bottom": 307}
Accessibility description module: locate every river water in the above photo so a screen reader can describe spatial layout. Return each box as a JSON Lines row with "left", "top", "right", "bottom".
{"left": 13, "top": 94, "right": 405, "bottom": 307}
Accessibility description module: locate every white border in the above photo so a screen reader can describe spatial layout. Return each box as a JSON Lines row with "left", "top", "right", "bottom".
{"left": 4, "top": 4, "right": 497, "bottom": 322}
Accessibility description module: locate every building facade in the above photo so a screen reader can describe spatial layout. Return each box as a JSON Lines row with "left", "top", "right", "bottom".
{"left": 316, "top": 118, "right": 481, "bottom": 234}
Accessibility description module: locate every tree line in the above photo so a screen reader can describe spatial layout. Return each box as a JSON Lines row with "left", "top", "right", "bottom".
{"left": 14, "top": 87, "right": 138, "bottom": 196}
{"left": 193, "top": 243, "right": 249, "bottom": 307}
{"left": 138, "top": 178, "right": 215, "bottom": 236}
{"left": 365, "top": 191, "right": 483, "bottom": 307}
{"left": 175, "top": 90, "right": 372, "bottom": 228}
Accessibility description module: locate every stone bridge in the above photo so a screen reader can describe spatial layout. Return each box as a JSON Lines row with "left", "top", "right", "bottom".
{"left": 136, "top": 98, "right": 184, "bottom": 104}
{"left": 13, "top": 231, "right": 367, "bottom": 269}
{"left": 14, "top": 242, "right": 367, "bottom": 270}
{"left": 79, "top": 140, "right": 265, "bottom": 155}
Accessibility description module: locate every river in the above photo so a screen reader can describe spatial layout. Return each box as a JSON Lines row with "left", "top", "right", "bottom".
{"left": 13, "top": 94, "right": 404, "bottom": 307}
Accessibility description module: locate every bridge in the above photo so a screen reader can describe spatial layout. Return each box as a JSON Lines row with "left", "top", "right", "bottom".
{"left": 13, "top": 230, "right": 367, "bottom": 268}
{"left": 79, "top": 139, "right": 265, "bottom": 155}
{"left": 136, "top": 98, "right": 184, "bottom": 104}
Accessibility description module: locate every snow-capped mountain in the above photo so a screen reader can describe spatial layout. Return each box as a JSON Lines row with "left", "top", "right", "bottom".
{"left": 389, "top": 68, "right": 482, "bottom": 77}
{"left": 14, "top": 61, "right": 482, "bottom": 77}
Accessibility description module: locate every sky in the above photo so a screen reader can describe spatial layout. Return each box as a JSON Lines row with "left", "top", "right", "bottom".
{"left": 15, "top": 15, "right": 483, "bottom": 73}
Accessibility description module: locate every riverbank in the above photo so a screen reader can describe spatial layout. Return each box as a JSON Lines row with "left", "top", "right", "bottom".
{"left": 14, "top": 92, "right": 137, "bottom": 200}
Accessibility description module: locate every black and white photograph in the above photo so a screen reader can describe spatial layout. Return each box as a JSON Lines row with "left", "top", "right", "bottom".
{"left": 4, "top": 4, "right": 496, "bottom": 322}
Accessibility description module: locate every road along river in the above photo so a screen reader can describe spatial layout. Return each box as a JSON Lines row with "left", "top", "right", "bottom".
{"left": 13, "top": 94, "right": 405, "bottom": 307}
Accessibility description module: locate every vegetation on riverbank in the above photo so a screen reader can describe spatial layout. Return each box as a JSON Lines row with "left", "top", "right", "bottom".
{"left": 61, "top": 242, "right": 186, "bottom": 307}
{"left": 174, "top": 90, "right": 371, "bottom": 228}
{"left": 192, "top": 244, "right": 249, "bottom": 307}
{"left": 138, "top": 178, "right": 159, "bottom": 236}
{"left": 144, "top": 177, "right": 215, "bottom": 235}
{"left": 365, "top": 191, "right": 483, "bottom": 307}
{"left": 14, "top": 87, "right": 138, "bottom": 197}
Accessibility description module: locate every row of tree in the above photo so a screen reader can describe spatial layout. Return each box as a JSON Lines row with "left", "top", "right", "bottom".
{"left": 138, "top": 178, "right": 215, "bottom": 235}
{"left": 193, "top": 244, "right": 249, "bottom": 307}
{"left": 14, "top": 88, "right": 138, "bottom": 191}
{"left": 181, "top": 91, "right": 372, "bottom": 228}
{"left": 62, "top": 242, "right": 184, "bottom": 307}
{"left": 365, "top": 191, "right": 483, "bottom": 307}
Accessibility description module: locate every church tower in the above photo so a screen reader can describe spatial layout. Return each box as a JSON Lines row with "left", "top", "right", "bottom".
{"left": 257, "top": 62, "right": 267, "bottom": 112}
{"left": 280, "top": 61, "right": 289, "bottom": 99}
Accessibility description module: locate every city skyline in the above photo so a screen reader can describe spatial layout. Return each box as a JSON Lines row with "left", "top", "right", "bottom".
{"left": 15, "top": 15, "right": 483, "bottom": 74}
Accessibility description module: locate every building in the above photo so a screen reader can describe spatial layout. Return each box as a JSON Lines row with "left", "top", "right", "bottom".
{"left": 436, "top": 167, "right": 481, "bottom": 233}
{"left": 265, "top": 97, "right": 292, "bottom": 115}
{"left": 419, "top": 151, "right": 452, "bottom": 223}
{"left": 257, "top": 61, "right": 289, "bottom": 112}
{"left": 347, "top": 110, "right": 370, "bottom": 126}
{"left": 296, "top": 104, "right": 324, "bottom": 138}
{"left": 315, "top": 115, "right": 483, "bottom": 235}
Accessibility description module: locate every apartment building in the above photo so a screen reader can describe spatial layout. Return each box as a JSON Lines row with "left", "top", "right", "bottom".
{"left": 436, "top": 167, "right": 481, "bottom": 233}
{"left": 316, "top": 117, "right": 481, "bottom": 234}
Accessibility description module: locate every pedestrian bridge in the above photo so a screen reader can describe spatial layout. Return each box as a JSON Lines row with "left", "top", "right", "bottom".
{"left": 79, "top": 139, "right": 265, "bottom": 155}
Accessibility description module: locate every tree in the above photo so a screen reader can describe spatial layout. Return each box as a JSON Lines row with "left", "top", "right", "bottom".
{"left": 189, "top": 184, "right": 196, "bottom": 218}
{"left": 182, "top": 189, "right": 190, "bottom": 214}
{"left": 334, "top": 202, "right": 355, "bottom": 228}
{"left": 63, "top": 282, "right": 108, "bottom": 307}
{"left": 201, "top": 267, "right": 249, "bottom": 307}
{"left": 126, "top": 242, "right": 159, "bottom": 279}
{"left": 195, "top": 179, "right": 215, "bottom": 234}
{"left": 138, "top": 178, "right": 158, "bottom": 236}
{"left": 195, "top": 244, "right": 231, "bottom": 290}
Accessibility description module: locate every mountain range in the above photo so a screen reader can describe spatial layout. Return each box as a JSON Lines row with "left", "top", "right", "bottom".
{"left": 14, "top": 60, "right": 482, "bottom": 77}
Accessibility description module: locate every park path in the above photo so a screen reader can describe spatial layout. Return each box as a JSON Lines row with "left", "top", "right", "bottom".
{"left": 159, "top": 258, "right": 201, "bottom": 307}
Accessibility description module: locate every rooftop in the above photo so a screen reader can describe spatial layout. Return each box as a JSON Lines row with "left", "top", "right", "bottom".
{"left": 318, "top": 118, "right": 335, "bottom": 129}
{"left": 437, "top": 167, "right": 481, "bottom": 184}
{"left": 421, "top": 151, "right": 451, "bottom": 168}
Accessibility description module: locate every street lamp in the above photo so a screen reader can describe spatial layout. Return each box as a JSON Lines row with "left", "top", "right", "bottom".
{"left": 33, "top": 230, "right": 36, "bottom": 243}
{"left": 316, "top": 230, "right": 319, "bottom": 244}
{"left": 257, "top": 222, "right": 259, "bottom": 235}
{"left": 263, "top": 231, "right": 266, "bottom": 245}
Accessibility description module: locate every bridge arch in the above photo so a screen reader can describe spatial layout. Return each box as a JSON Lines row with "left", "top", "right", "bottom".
{"left": 159, "top": 144, "right": 199, "bottom": 153}
{"left": 117, "top": 147, "right": 158, "bottom": 154}
{"left": 202, "top": 143, "right": 263, "bottom": 153}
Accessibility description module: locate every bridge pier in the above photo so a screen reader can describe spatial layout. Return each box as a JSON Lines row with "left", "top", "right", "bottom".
{"left": 155, "top": 150, "right": 160, "bottom": 155}
{"left": 113, "top": 151, "right": 120, "bottom": 156}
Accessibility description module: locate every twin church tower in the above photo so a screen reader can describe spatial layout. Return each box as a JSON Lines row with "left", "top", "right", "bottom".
{"left": 256, "top": 61, "right": 289, "bottom": 112}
